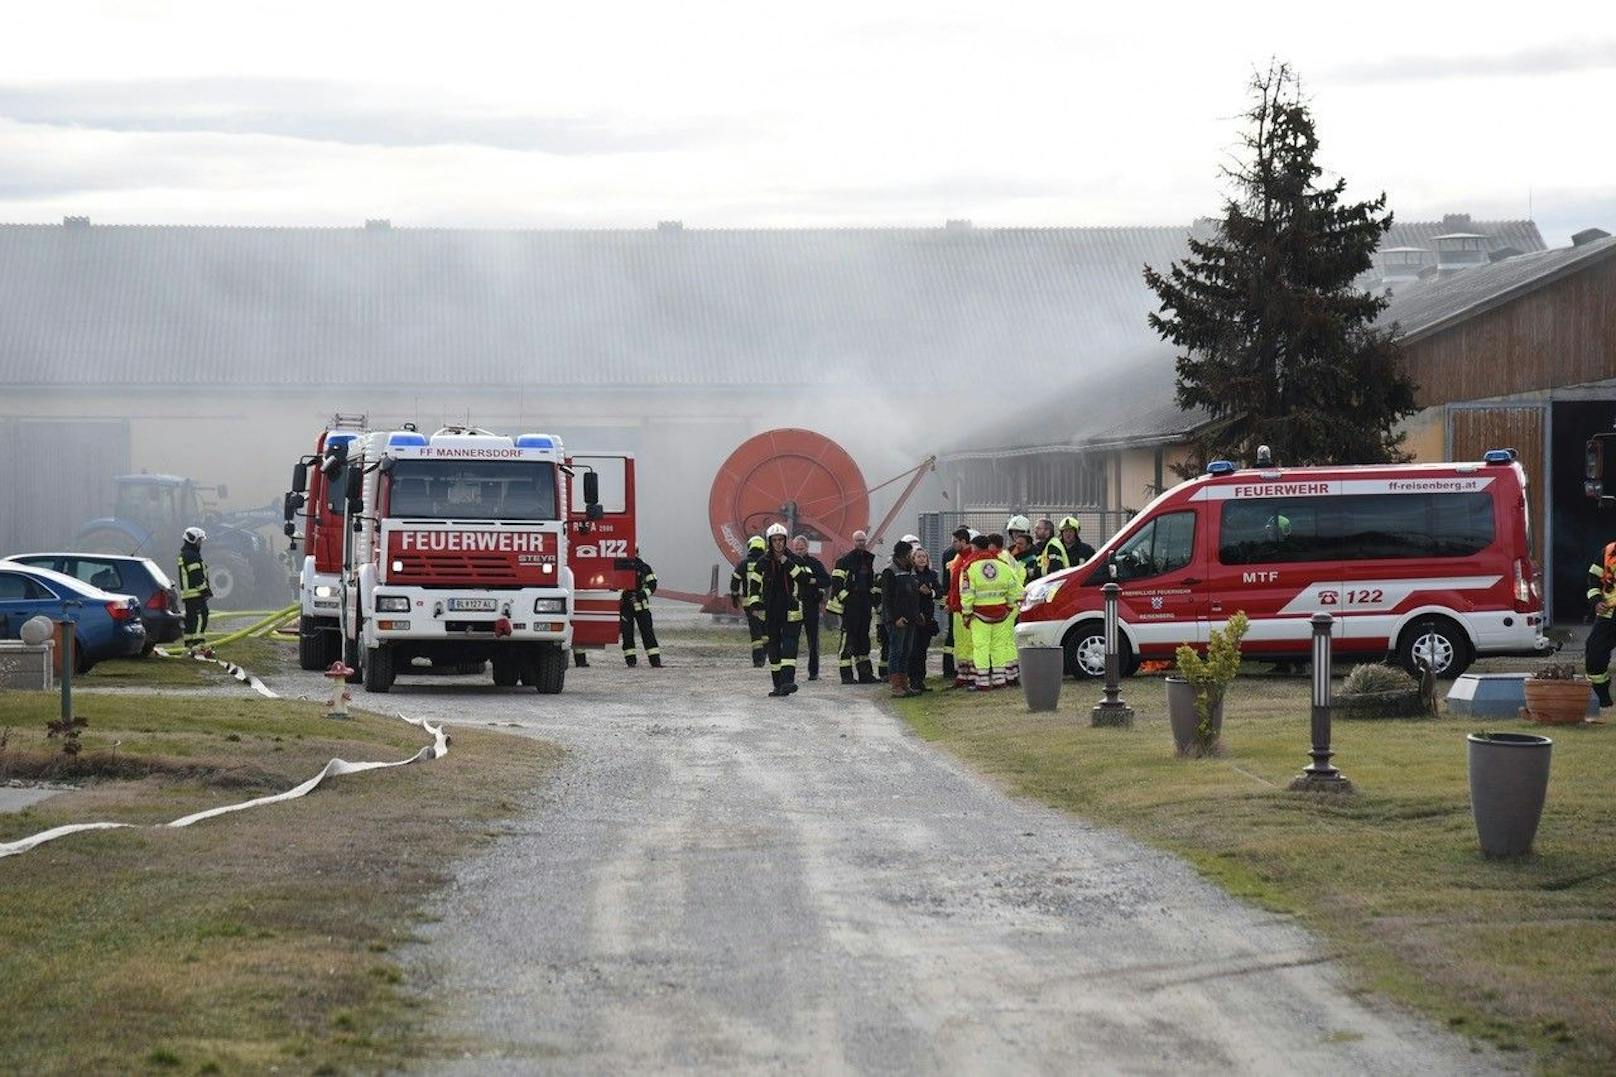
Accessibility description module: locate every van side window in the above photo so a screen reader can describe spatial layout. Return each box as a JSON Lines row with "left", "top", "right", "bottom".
{"left": 1219, "top": 492, "right": 1495, "bottom": 564}
{"left": 1113, "top": 511, "right": 1196, "bottom": 582}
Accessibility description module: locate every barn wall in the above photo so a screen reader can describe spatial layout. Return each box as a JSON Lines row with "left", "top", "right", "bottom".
{"left": 1403, "top": 253, "right": 1616, "bottom": 407}
{"left": 0, "top": 385, "right": 969, "bottom": 590}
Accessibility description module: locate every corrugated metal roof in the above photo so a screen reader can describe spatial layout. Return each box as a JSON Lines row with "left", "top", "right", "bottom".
{"left": 1379, "top": 234, "right": 1616, "bottom": 344}
{"left": 0, "top": 217, "right": 1544, "bottom": 389}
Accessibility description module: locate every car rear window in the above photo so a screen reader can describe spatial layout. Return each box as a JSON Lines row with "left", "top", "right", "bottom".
{"left": 71, "top": 559, "right": 127, "bottom": 591}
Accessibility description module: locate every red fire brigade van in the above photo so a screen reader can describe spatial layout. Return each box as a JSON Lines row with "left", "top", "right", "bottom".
{"left": 1016, "top": 451, "right": 1552, "bottom": 679}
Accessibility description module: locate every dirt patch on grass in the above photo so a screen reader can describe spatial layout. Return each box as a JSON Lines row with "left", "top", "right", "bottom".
{"left": 0, "top": 749, "right": 287, "bottom": 789}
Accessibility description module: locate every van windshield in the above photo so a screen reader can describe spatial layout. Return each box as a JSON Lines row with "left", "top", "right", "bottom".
{"left": 386, "top": 460, "right": 558, "bottom": 521}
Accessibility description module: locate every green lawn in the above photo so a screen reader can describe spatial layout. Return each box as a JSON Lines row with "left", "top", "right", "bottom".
{"left": 894, "top": 674, "right": 1615, "bottom": 1075}
{"left": 0, "top": 693, "right": 559, "bottom": 1075}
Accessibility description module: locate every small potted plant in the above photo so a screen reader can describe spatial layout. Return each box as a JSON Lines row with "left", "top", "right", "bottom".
{"left": 1522, "top": 662, "right": 1592, "bottom": 725}
{"left": 1169, "top": 611, "right": 1248, "bottom": 756}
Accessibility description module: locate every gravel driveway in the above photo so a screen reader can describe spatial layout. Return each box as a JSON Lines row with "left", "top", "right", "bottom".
{"left": 266, "top": 627, "right": 1502, "bottom": 1075}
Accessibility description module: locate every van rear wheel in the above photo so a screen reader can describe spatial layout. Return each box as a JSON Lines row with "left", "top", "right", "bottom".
{"left": 1063, "top": 622, "right": 1136, "bottom": 680}
{"left": 1396, "top": 617, "right": 1472, "bottom": 679}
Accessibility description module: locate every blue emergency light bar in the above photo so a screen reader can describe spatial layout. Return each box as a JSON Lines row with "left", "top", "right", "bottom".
{"left": 388, "top": 432, "right": 429, "bottom": 447}
{"left": 327, "top": 433, "right": 358, "bottom": 449}
{"left": 1206, "top": 460, "right": 1237, "bottom": 476}
{"left": 516, "top": 434, "right": 557, "bottom": 448}
{"left": 1483, "top": 448, "right": 1517, "bottom": 464}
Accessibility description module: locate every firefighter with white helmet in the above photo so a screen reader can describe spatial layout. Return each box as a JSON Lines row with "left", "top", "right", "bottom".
{"left": 829, "top": 528, "right": 880, "bottom": 683}
{"left": 1006, "top": 514, "right": 1040, "bottom": 584}
{"left": 177, "top": 525, "right": 214, "bottom": 656}
{"left": 730, "top": 535, "right": 769, "bottom": 667}
{"left": 749, "top": 522, "right": 808, "bottom": 696}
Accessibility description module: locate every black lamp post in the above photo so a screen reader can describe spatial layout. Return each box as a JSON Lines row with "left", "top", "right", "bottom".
{"left": 1091, "top": 555, "right": 1134, "bottom": 727}
{"left": 1288, "top": 612, "right": 1355, "bottom": 793}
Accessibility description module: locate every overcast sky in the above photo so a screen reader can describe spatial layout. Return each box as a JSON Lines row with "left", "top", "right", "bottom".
{"left": 2, "top": 1, "right": 1611, "bottom": 244}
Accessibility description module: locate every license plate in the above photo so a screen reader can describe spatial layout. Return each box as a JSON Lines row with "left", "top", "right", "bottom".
{"left": 447, "top": 598, "right": 498, "bottom": 612}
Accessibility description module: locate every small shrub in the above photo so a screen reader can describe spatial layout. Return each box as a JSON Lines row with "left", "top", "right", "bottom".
{"left": 1533, "top": 662, "right": 1583, "bottom": 681}
{"left": 45, "top": 711, "right": 88, "bottom": 756}
{"left": 1175, "top": 611, "right": 1249, "bottom": 750}
{"left": 1342, "top": 663, "right": 1417, "bottom": 696}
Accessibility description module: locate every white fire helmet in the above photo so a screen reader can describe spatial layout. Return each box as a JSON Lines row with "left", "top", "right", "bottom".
{"left": 766, "top": 523, "right": 788, "bottom": 539}
{"left": 1006, "top": 514, "right": 1031, "bottom": 535}
{"left": 183, "top": 526, "right": 207, "bottom": 545}
{"left": 901, "top": 534, "right": 920, "bottom": 545}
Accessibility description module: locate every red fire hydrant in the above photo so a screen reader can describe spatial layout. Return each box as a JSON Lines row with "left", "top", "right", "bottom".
{"left": 325, "top": 660, "right": 353, "bottom": 719}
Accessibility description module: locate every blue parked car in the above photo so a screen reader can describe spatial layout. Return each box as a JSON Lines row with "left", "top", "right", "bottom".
{"left": 0, "top": 563, "right": 146, "bottom": 673}
{"left": 4, "top": 553, "right": 184, "bottom": 654}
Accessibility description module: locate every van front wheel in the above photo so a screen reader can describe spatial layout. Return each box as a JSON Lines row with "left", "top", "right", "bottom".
{"left": 1396, "top": 617, "right": 1472, "bottom": 679}
{"left": 1063, "top": 622, "right": 1135, "bottom": 680}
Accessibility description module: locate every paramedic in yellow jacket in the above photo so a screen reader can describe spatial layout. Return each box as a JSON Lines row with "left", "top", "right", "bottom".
{"left": 993, "top": 528, "right": 1026, "bottom": 687}
{"left": 960, "top": 532, "right": 1022, "bottom": 690}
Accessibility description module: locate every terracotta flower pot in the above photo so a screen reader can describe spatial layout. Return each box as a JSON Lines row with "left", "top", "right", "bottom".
{"left": 1522, "top": 679, "right": 1592, "bottom": 725}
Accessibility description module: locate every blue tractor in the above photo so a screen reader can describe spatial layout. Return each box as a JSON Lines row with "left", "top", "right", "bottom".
{"left": 72, "top": 474, "right": 290, "bottom": 607}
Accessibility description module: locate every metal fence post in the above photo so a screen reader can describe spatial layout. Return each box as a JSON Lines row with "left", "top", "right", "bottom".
{"left": 59, "top": 618, "right": 75, "bottom": 726}
{"left": 1288, "top": 612, "right": 1354, "bottom": 793}
{"left": 1091, "top": 560, "right": 1134, "bottom": 727}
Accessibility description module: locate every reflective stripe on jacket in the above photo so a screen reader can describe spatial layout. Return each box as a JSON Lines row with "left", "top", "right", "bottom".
{"left": 177, "top": 546, "right": 209, "bottom": 599}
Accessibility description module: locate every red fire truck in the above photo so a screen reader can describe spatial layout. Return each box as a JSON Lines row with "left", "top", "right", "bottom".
{"left": 329, "top": 425, "right": 634, "bottom": 693}
{"left": 285, "top": 418, "right": 366, "bottom": 670}
{"left": 1016, "top": 451, "right": 1553, "bottom": 679}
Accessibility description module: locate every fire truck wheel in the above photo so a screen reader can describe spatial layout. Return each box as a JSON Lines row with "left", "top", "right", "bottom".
{"left": 363, "top": 644, "right": 396, "bottom": 693}
{"left": 1063, "top": 621, "right": 1136, "bottom": 680}
{"left": 491, "top": 654, "right": 521, "bottom": 687}
{"left": 533, "top": 644, "right": 566, "bottom": 695}
{"left": 1396, "top": 617, "right": 1472, "bottom": 679}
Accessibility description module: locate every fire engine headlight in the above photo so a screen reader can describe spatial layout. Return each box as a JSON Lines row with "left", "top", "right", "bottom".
{"left": 376, "top": 595, "right": 410, "bottom": 613}
{"left": 533, "top": 598, "right": 566, "bottom": 614}
{"left": 313, "top": 584, "right": 336, "bottom": 599}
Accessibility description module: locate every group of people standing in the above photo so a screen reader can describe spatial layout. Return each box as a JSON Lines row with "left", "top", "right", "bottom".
{"left": 725, "top": 513, "right": 1095, "bottom": 698}
{"left": 941, "top": 515, "right": 1094, "bottom": 691}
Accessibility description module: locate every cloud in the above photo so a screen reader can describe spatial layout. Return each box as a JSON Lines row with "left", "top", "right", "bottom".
{"left": 1321, "top": 41, "right": 1616, "bottom": 85}
{"left": 0, "top": 77, "right": 752, "bottom": 154}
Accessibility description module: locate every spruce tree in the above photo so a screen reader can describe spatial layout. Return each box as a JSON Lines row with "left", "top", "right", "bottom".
{"left": 1144, "top": 62, "right": 1416, "bottom": 471}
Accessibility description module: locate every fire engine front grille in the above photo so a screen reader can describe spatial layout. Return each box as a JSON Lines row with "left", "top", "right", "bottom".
{"left": 390, "top": 553, "right": 525, "bottom": 586}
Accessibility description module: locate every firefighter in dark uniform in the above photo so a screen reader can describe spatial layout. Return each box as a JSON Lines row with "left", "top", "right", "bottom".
{"left": 177, "top": 526, "right": 213, "bottom": 656}
{"left": 829, "top": 528, "right": 881, "bottom": 684}
{"left": 749, "top": 523, "right": 806, "bottom": 697}
{"left": 791, "top": 534, "right": 831, "bottom": 680}
{"left": 939, "top": 527, "right": 971, "bottom": 680}
{"left": 729, "top": 535, "right": 768, "bottom": 667}
{"left": 620, "top": 550, "right": 661, "bottom": 667}
{"left": 1586, "top": 542, "right": 1616, "bottom": 707}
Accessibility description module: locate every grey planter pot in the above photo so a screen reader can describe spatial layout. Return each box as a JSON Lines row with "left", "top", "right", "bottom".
{"left": 1166, "top": 677, "right": 1224, "bottom": 755}
{"left": 1018, "top": 646, "right": 1064, "bottom": 712}
{"left": 1467, "top": 731, "right": 1552, "bottom": 858}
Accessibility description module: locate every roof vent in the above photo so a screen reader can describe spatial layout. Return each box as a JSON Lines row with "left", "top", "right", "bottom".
{"left": 364, "top": 219, "right": 391, "bottom": 230}
{"left": 1441, "top": 213, "right": 1474, "bottom": 230}
{"left": 657, "top": 220, "right": 683, "bottom": 233}
{"left": 945, "top": 219, "right": 973, "bottom": 231}
{"left": 1572, "top": 227, "right": 1611, "bottom": 247}
{"left": 62, "top": 216, "right": 90, "bottom": 229}
{"left": 1488, "top": 245, "right": 1525, "bottom": 262}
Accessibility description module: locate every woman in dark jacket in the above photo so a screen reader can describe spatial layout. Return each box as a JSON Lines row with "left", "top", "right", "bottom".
{"left": 910, "top": 547, "right": 941, "bottom": 692}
